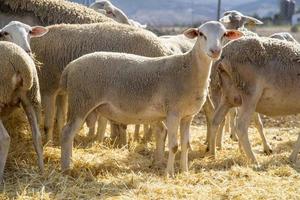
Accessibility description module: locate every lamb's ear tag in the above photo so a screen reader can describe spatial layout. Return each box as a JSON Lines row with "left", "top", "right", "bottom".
{"left": 12, "top": 73, "right": 23, "bottom": 89}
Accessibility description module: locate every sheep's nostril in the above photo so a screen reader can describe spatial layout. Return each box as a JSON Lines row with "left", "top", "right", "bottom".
{"left": 26, "top": 50, "right": 32, "bottom": 54}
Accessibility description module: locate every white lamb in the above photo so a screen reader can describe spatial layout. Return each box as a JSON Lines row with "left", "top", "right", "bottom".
{"left": 59, "top": 21, "right": 243, "bottom": 176}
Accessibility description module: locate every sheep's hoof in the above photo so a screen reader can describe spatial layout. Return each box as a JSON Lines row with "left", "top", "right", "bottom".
{"left": 263, "top": 146, "right": 273, "bottom": 155}
{"left": 205, "top": 146, "right": 209, "bottom": 152}
{"left": 164, "top": 170, "right": 175, "bottom": 178}
{"left": 251, "top": 163, "right": 262, "bottom": 171}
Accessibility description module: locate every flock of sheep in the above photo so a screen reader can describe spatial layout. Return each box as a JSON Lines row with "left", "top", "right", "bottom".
{"left": 0, "top": 0, "right": 300, "bottom": 182}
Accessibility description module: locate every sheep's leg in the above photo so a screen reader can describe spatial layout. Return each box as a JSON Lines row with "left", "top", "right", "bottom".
{"left": 180, "top": 116, "right": 193, "bottom": 172}
{"left": 203, "top": 95, "right": 215, "bottom": 145}
{"left": 229, "top": 108, "right": 238, "bottom": 141}
{"left": 42, "top": 94, "right": 57, "bottom": 144}
{"left": 289, "top": 133, "right": 300, "bottom": 163}
{"left": 216, "top": 119, "right": 225, "bottom": 150}
{"left": 154, "top": 122, "right": 167, "bottom": 166}
{"left": 253, "top": 112, "right": 272, "bottom": 155}
{"left": 165, "top": 113, "right": 180, "bottom": 177}
{"left": 225, "top": 114, "right": 230, "bottom": 133}
{"left": 96, "top": 116, "right": 108, "bottom": 142}
{"left": 0, "top": 120, "right": 10, "bottom": 182}
{"left": 142, "top": 124, "right": 152, "bottom": 143}
{"left": 134, "top": 124, "right": 140, "bottom": 142}
{"left": 208, "top": 97, "right": 230, "bottom": 157}
{"left": 61, "top": 117, "right": 84, "bottom": 171}
{"left": 55, "top": 95, "right": 68, "bottom": 138}
{"left": 110, "top": 121, "right": 127, "bottom": 147}
{"left": 21, "top": 101, "right": 44, "bottom": 173}
{"left": 85, "top": 111, "right": 98, "bottom": 137}
{"left": 235, "top": 103, "right": 258, "bottom": 164}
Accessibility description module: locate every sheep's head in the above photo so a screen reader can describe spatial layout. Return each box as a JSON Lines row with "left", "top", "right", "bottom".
{"left": 183, "top": 21, "right": 243, "bottom": 60}
{"left": 0, "top": 21, "right": 48, "bottom": 54}
{"left": 220, "top": 10, "right": 263, "bottom": 30}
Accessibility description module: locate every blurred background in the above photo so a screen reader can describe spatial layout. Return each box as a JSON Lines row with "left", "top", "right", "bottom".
{"left": 69, "top": 0, "right": 300, "bottom": 27}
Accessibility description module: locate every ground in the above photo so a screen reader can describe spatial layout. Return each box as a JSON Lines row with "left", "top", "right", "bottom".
{"left": 2, "top": 26, "right": 300, "bottom": 199}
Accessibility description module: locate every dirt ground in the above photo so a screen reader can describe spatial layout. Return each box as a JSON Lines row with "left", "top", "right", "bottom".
{"left": 2, "top": 26, "right": 300, "bottom": 199}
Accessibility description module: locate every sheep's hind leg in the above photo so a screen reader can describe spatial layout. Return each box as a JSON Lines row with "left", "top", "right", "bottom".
{"left": 96, "top": 116, "right": 108, "bottom": 142}
{"left": 55, "top": 95, "right": 68, "bottom": 138}
{"left": 133, "top": 124, "right": 140, "bottom": 142}
{"left": 61, "top": 117, "right": 84, "bottom": 171}
{"left": 229, "top": 108, "right": 238, "bottom": 141}
{"left": 165, "top": 113, "right": 180, "bottom": 177}
{"left": 203, "top": 95, "right": 215, "bottom": 145}
{"left": 22, "top": 100, "right": 44, "bottom": 172}
{"left": 180, "top": 116, "right": 193, "bottom": 172}
{"left": 42, "top": 94, "right": 57, "bottom": 144}
{"left": 0, "top": 120, "right": 10, "bottom": 182}
{"left": 85, "top": 111, "right": 98, "bottom": 137}
{"left": 253, "top": 112, "right": 272, "bottom": 155}
{"left": 153, "top": 122, "right": 167, "bottom": 166}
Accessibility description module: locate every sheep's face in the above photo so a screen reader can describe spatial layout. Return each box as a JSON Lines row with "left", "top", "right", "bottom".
{"left": 220, "top": 10, "right": 263, "bottom": 29}
{"left": 0, "top": 21, "right": 48, "bottom": 54}
{"left": 184, "top": 21, "right": 243, "bottom": 60}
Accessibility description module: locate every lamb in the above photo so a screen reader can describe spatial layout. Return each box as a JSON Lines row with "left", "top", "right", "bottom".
{"left": 30, "top": 22, "right": 173, "bottom": 143}
{"left": 89, "top": 0, "right": 147, "bottom": 28}
{"left": 59, "top": 21, "right": 243, "bottom": 175}
{"left": 0, "top": 41, "right": 45, "bottom": 182}
{"left": 208, "top": 36, "right": 300, "bottom": 165}
{"left": 269, "top": 32, "right": 298, "bottom": 43}
{"left": 0, "top": 0, "right": 112, "bottom": 27}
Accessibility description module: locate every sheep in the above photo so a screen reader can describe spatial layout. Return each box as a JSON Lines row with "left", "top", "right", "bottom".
{"left": 208, "top": 36, "right": 300, "bottom": 165}
{"left": 0, "top": 0, "right": 112, "bottom": 27}
{"left": 159, "top": 34, "right": 196, "bottom": 54}
{"left": 89, "top": 0, "right": 147, "bottom": 28}
{"left": 205, "top": 10, "right": 271, "bottom": 154}
{"left": 269, "top": 32, "right": 298, "bottom": 43}
{"left": 0, "top": 41, "right": 45, "bottom": 182}
{"left": 29, "top": 22, "right": 173, "bottom": 144}
{"left": 59, "top": 21, "right": 243, "bottom": 175}
{"left": 220, "top": 10, "right": 263, "bottom": 30}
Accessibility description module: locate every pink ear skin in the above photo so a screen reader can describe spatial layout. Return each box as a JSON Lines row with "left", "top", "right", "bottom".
{"left": 225, "top": 30, "right": 244, "bottom": 40}
{"left": 30, "top": 26, "right": 48, "bottom": 38}
{"left": 183, "top": 28, "right": 199, "bottom": 39}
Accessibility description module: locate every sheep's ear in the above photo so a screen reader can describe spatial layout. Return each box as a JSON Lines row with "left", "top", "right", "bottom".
{"left": 219, "top": 15, "right": 231, "bottom": 23}
{"left": 30, "top": 26, "right": 48, "bottom": 38}
{"left": 12, "top": 73, "right": 23, "bottom": 89}
{"left": 225, "top": 30, "right": 243, "bottom": 40}
{"left": 183, "top": 28, "right": 199, "bottom": 39}
{"left": 244, "top": 16, "right": 263, "bottom": 25}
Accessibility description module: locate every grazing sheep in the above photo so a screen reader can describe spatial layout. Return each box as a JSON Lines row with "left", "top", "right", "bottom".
{"left": 220, "top": 10, "right": 263, "bottom": 30}
{"left": 208, "top": 36, "right": 300, "bottom": 164}
{"left": 0, "top": 41, "right": 44, "bottom": 182}
{"left": 89, "top": 0, "right": 147, "bottom": 28}
{"left": 0, "top": 0, "right": 112, "bottom": 27}
{"left": 30, "top": 22, "right": 172, "bottom": 143}
{"left": 59, "top": 21, "right": 243, "bottom": 175}
{"left": 269, "top": 32, "right": 298, "bottom": 43}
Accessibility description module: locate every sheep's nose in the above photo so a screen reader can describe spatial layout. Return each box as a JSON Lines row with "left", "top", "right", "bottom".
{"left": 209, "top": 48, "right": 221, "bottom": 58}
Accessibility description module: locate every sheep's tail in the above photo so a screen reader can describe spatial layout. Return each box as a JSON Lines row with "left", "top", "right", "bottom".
{"left": 59, "top": 67, "right": 69, "bottom": 93}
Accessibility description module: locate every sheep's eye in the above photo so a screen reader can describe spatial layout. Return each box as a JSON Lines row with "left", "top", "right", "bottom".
{"left": 3, "top": 32, "right": 8, "bottom": 36}
{"left": 0, "top": 32, "right": 8, "bottom": 37}
{"left": 29, "top": 30, "right": 32, "bottom": 34}
{"left": 199, "top": 32, "right": 207, "bottom": 40}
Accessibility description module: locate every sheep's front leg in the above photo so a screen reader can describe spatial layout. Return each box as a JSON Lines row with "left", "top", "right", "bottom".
{"left": 133, "top": 124, "right": 140, "bottom": 142}
{"left": 61, "top": 118, "right": 84, "bottom": 171}
{"left": 42, "top": 94, "right": 57, "bottom": 144}
{"left": 142, "top": 124, "right": 152, "bottom": 143}
{"left": 289, "top": 133, "right": 300, "bottom": 163}
{"left": 153, "top": 122, "right": 167, "bottom": 166}
{"left": 165, "top": 113, "right": 180, "bottom": 177}
{"left": 96, "top": 116, "right": 108, "bottom": 142}
{"left": 180, "top": 116, "right": 193, "bottom": 172}
{"left": 21, "top": 100, "right": 44, "bottom": 172}
{"left": 208, "top": 97, "right": 230, "bottom": 157}
{"left": 253, "top": 112, "right": 272, "bottom": 154}
{"left": 216, "top": 119, "right": 225, "bottom": 150}
{"left": 0, "top": 120, "right": 10, "bottom": 182}
{"left": 85, "top": 111, "right": 98, "bottom": 137}
{"left": 235, "top": 103, "right": 258, "bottom": 164}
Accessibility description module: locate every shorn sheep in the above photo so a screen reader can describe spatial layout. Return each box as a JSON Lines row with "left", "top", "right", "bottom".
{"left": 59, "top": 21, "right": 243, "bottom": 176}
{"left": 209, "top": 36, "right": 300, "bottom": 165}
{"left": 89, "top": 0, "right": 147, "bottom": 28}
{"left": 269, "top": 32, "right": 298, "bottom": 43}
{"left": 30, "top": 22, "right": 172, "bottom": 143}
{"left": 0, "top": 42, "right": 44, "bottom": 182}
{"left": 0, "top": 0, "right": 112, "bottom": 27}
